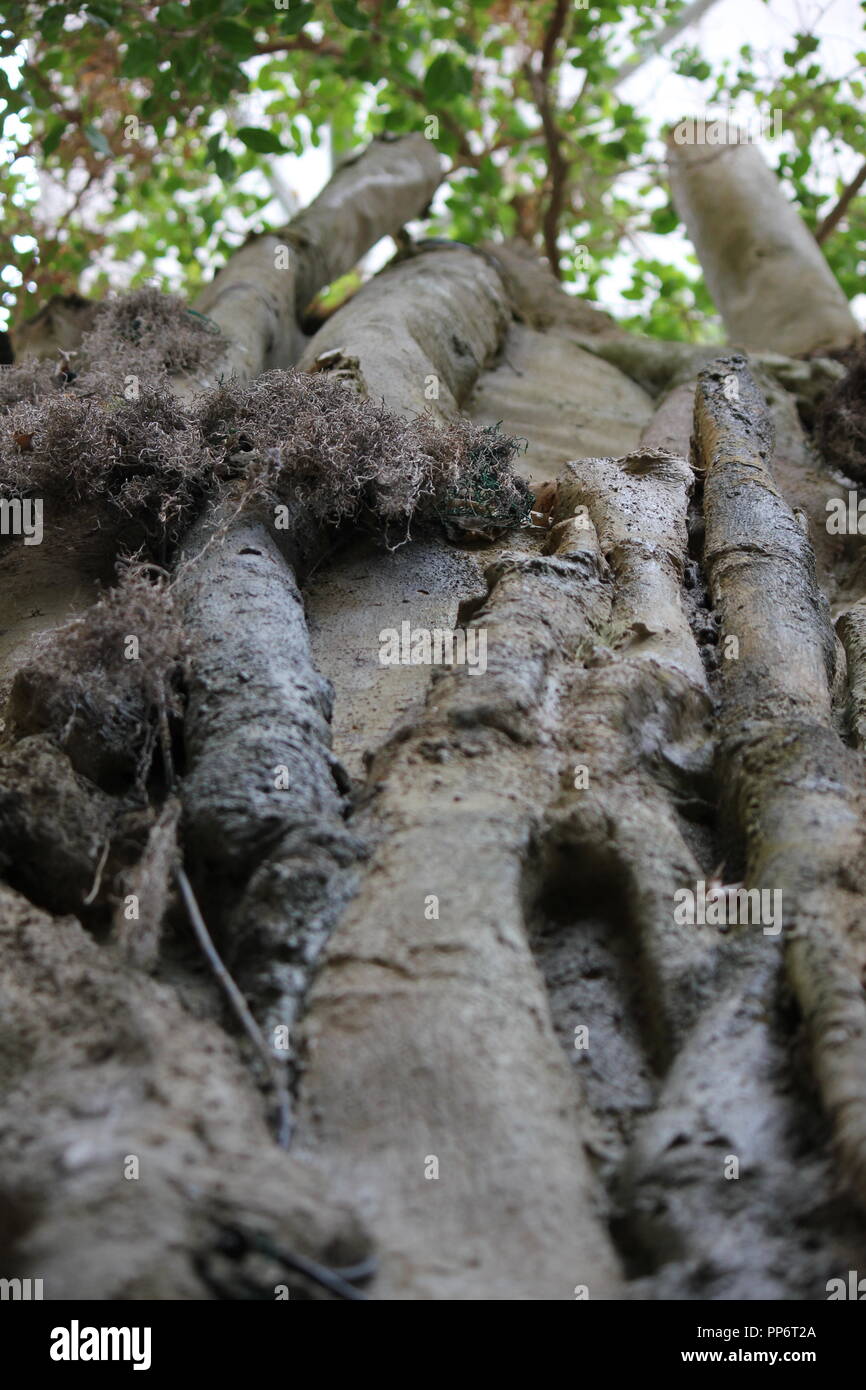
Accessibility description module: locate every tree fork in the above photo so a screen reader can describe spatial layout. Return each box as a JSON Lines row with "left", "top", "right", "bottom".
{"left": 190, "top": 133, "right": 443, "bottom": 387}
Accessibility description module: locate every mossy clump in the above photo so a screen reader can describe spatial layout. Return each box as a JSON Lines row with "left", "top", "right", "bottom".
{"left": 76, "top": 287, "right": 226, "bottom": 386}
{"left": 433, "top": 422, "right": 531, "bottom": 542}
{"left": 0, "top": 356, "right": 63, "bottom": 411}
{"left": 5, "top": 563, "right": 185, "bottom": 789}
{"left": 199, "top": 369, "right": 530, "bottom": 543}
{"left": 816, "top": 342, "right": 866, "bottom": 482}
{"left": 0, "top": 291, "right": 530, "bottom": 551}
{"left": 0, "top": 289, "right": 226, "bottom": 411}
{"left": 0, "top": 384, "right": 214, "bottom": 546}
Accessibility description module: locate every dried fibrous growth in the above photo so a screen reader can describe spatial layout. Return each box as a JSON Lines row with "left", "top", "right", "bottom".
{"left": 5, "top": 562, "right": 184, "bottom": 791}
{"left": 0, "top": 355, "right": 65, "bottom": 410}
{"left": 0, "top": 563, "right": 185, "bottom": 936}
{"left": 76, "top": 288, "right": 227, "bottom": 387}
{"left": 0, "top": 289, "right": 227, "bottom": 410}
{"left": 198, "top": 369, "right": 530, "bottom": 541}
{"left": 0, "top": 387, "right": 214, "bottom": 552}
{"left": 816, "top": 341, "right": 866, "bottom": 481}
{"left": 0, "top": 291, "right": 529, "bottom": 561}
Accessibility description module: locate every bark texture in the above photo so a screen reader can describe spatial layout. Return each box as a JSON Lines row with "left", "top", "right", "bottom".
{"left": 3, "top": 137, "right": 866, "bottom": 1302}
{"left": 696, "top": 356, "right": 866, "bottom": 1206}
{"left": 175, "top": 504, "right": 361, "bottom": 1091}
{"left": 298, "top": 243, "right": 510, "bottom": 419}
{"left": 296, "top": 545, "right": 625, "bottom": 1298}
{"left": 294, "top": 245, "right": 628, "bottom": 1298}
{"left": 0, "top": 881, "right": 372, "bottom": 1298}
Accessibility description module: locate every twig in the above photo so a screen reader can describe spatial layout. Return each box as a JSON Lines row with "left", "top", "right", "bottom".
{"left": 610, "top": 0, "right": 724, "bottom": 89}
{"left": 523, "top": 0, "right": 571, "bottom": 278}
{"left": 83, "top": 838, "right": 111, "bottom": 906}
{"left": 815, "top": 159, "right": 866, "bottom": 244}
{"left": 254, "top": 33, "right": 344, "bottom": 59}
{"left": 174, "top": 863, "right": 292, "bottom": 1148}
{"left": 157, "top": 687, "right": 175, "bottom": 792}
{"left": 249, "top": 1230, "right": 372, "bottom": 1301}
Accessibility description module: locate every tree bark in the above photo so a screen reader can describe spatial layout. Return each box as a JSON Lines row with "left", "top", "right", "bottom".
{"left": 695, "top": 355, "right": 866, "bottom": 1206}
{"left": 667, "top": 124, "right": 861, "bottom": 356}
{"left": 3, "top": 141, "right": 866, "bottom": 1302}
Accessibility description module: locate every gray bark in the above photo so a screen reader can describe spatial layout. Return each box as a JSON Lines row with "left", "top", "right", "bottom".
{"left": 667, "top": 124, "right": 860, "bottom": 355}
{"left": 695, "top": 356, "right": 866, "bottom": 1206}
{"left": 3, "top": 141, "right": 866, "bottom": 1304}
{"left": 174, "top": 505, "right": 361, "bottom": 1094}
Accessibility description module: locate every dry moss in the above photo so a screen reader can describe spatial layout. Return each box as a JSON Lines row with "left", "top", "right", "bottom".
{"left": 6, "top": 563, "right": 185, "bottom": 789}
{"left": 0, "top": 289, "right": 226, "bottom": 410}
{"left": 0, "top": 385, "right": 214, "bottom": 546}
{"left": 77, "top": 288, "right": 226, "bottom": 386}
{"left": 199, "top": 369, "right": 530, "bottom": 542}
{"left": 0, "top": 356, "right": 65, "bottom": 410}
{"left": 0, "top": 291, "right": 529, "bottom": 553}
{"left": 816, "top": 342, "right": 866, "bottom": 481}
{"left": 0, "top": 292, "right": 222, "bottom": 553}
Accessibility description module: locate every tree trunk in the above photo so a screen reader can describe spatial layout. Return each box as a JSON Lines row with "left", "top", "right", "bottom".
{"left": 2, "top": 131, "right": 866, "bottom": 1301}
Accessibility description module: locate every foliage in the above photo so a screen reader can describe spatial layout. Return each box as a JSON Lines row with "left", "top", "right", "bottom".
{"left": 0, "top": 1, "right": 863, "bottom": 340}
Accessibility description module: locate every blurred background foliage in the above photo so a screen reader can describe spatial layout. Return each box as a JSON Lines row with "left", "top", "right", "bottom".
{"left": 0, "top": 0, "right": 863, "bottom": 341}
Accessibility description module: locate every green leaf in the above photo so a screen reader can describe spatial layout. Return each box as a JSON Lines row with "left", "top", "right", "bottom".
{"left": 281, "top": 3, "right": 315, "bottom": 35}
{"left": 423, "top": 53, "right": 454, "bottom": 103}
{"left": 332, "top": 1, "right": 370, "bottom": 31}
{"left": 84, "top": 3, "right": 117, "bottom": 28}
{"left": 41, "top": 120, "right": 66, "bottom": 157}
{"left": 214, "top": 149, "right": 236, "bottom": 179}
{"left": 792, "top": 33, "right": 820, "bottom": 60}
{"left": 650, "top": 205, "right": 678, "bottom": 234}
{"left": 84, "top": 124, "right": 112, "bottom": 157}
{"left": 213, "top": 19, "right": 257, "bottom": 56}
{"left": 123, "top": 36, "right": 160, "bottom": 77}
{"left": 159, "top": 2, "right": 188, "bottom": 26}
{"left": 237, "top": 125, "right": 286, "bottom": 153}
{"left": 173, "top": 38, "right": 204, "bottom": 80}
{"left": 41, "top": 6, "right": 67, "bottom": 39}
{"left": 454, "top": 62, "right": 473, "bottom": 95}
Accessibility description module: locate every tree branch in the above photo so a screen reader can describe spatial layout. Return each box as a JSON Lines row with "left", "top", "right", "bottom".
{"left": 524, "top": 0, "right": 571, "bottom": 278}
{"left": 254, "top": 33, "right": 345, "bottom": 59}
{"left": 815, "top": 159, "right": 866, "bottom": 244}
